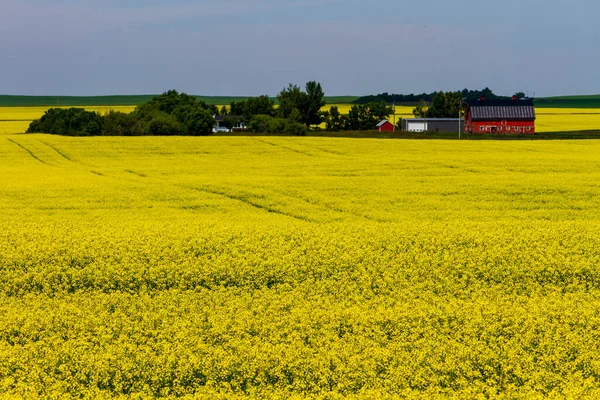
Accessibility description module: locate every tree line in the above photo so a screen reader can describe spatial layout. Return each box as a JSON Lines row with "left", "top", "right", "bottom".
{"left": 354, "top": 87, "right": 526, "bottom": 105}
{"left": 27, "top": 91, "right": 219, "bottom": 136}
{"left": 26, "top": 84, "right": 527, "bottom": 136}
{"left": 221, "top": 83, "right": 395, "bottom": 133}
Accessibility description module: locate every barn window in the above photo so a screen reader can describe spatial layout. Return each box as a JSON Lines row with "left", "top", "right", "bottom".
{"left": 526, "top": 126, "right": 531, "bottom": 131}
{"left": 498, "top": 126, "right": 502, "bottom": 131}
{"left": 480, "top": 126, "right": 484, "bottom": 131}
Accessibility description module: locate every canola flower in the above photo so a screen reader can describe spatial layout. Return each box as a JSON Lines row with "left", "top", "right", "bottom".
{"left": 1, "top": 136, "right": 600, "bottom": 398}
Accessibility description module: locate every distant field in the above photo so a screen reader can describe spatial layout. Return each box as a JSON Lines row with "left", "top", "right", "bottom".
{"left": 0, "top": 95, "right": 360, "bottom": 107}
{"left": 535, "top": 95, "right": 600, "bottom": 108}
{"left": 0, "top": 106, "right": 136, "bottom": 121}
{"left": 0, "top": 121, "right": 30, "bottom": 135}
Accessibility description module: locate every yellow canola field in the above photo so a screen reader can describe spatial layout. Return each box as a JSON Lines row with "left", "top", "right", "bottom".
{"left": 2, "top": 136, "right": 600, "bottom": 398}
{"left": 537, "top": 112, "right": 600, "bottom": 132}
{"left": 0, "top": 106, "right": 136, "bottom": 122}
{"left": 0, "top": 121, "right": 31, "bottom": 135}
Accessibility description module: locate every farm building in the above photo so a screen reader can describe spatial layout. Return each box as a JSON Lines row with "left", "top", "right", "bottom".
{"left": 401, "top": 118, "right": 464, "bottom": 133}
{"left": 465, "top": 97, "right": 535, "bottom": 134}
{"left": 213, "top": 115, "right": 247, "bottom": 133}
{"left": 376, "top": 120, "right": 395, "bottom": 132}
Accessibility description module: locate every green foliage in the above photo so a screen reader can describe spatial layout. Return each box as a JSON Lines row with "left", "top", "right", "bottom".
{"left": 228, "top": 95, "right": 275, "bottom": 122}
{"left": 26, "top": 91, "right": 216, "bottom": 136}
{"left": 277, "top": 84, "right": 305, "bottom": 120}
{"left": 248, "top": 114, "right": 273, "bottom": 133}
{"left": 325, "top": 106, "right": 343, "bottom": 131}
{"left": 277, "top": 82, "right": 326, "bottom": 128}
{"left": 26, "top": 108, "right": 104, "bottom": 136}
{"left": 102, "top": 111, "right": 137, "bottom": 136}
{"left": 246, "top": 114, "right": 306, "bottom": 135}
{"left": 147, "top": 112, "right": 182, "bottom": 136}
{"left": 340, "top": 102, "right": 393, "bottom": 131}
{"left": 426, "top": 91, "right": 463, "bottom": 118}
{"left": 0, "top": 95, "right": 357, "bottom": 107}
{"left": 413, "top": 100, "right": 427, "bottom": 118}
{"left": 284, "top": 121, "right": 306, "bottom": 136}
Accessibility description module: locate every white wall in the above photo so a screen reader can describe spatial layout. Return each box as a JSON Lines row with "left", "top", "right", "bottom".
{"left": 407, "top": 122, "right": 427, "bottom": 132}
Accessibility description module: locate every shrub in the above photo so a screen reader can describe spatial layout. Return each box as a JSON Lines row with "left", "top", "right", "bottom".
{"left": 284, "top": 121, "right": 306, "bottom": 136}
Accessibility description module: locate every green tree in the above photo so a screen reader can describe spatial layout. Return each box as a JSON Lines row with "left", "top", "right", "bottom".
{"left": 27, "top": 108, "right": 104, "bottom": 136}
{"left": 244, "top": 95, "right": 276, "bottom": 120}
{"left": 277, "top": 84, "right": 305, "bottom": 120}
{"left": 427, "top": 91, "right": 462, "bottom": 118}
{"left": 413, "top": 100, "right": 427, "bottom": 118}
{"left": 248, "top": 114, "right": 273, "bottom": 133}
{"left": 303, "top": 81, "right": 326, "bottom": 127}
{"left": 277, "top": 81, "right": 326, "bottom": 128}
{"left": 325, "top": 106, "right": 343, "bottom": 131}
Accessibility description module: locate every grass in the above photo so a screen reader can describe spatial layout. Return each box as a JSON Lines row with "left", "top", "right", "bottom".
{"left": 0, "top": 95, "right": 359, "bottom": 107}
{"left": 535, "top": 94, "right": 600, "bottom": 108}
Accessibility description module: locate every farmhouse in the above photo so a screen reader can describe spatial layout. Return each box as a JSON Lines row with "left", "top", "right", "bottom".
{"left": 376, "top": 119, "right": 395, "bottom": 132}
{"left": 213, "top": 115, "right": 247, "bottom": 133}
{"left": 465, "top": 97, "right": 535, "bottom": 134}
{"left": 401, "top": 118, "right": 464, "bottom": 133}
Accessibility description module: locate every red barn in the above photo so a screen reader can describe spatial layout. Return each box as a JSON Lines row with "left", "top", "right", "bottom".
{"left": 376, "top": 119, "right": 395, "bottom": 132}
{"left": 465, "top": 97, "right": 535, "bottom": 134}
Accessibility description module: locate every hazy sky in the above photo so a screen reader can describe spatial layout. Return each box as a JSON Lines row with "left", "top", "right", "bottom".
{"left": 1, "top": 0, "right": 598, "bottom": 97}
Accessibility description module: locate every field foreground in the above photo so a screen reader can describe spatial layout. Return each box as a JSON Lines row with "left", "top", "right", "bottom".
{"left": 1, "top": 136, "right": 600, "bottom": 398}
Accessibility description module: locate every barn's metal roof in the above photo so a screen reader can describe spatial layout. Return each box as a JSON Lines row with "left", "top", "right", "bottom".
{"left": 376, "top": 120, "right": 391, "bottom": 127}
{"left": 466, "top": 99, "right": 535, "bottom": 121}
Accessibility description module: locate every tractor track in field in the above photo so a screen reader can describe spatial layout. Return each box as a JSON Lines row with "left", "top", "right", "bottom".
{"left": 37, "top": 140, "right": 74, "bottom": 161}
{"left": 188, "top": 185, "right": 313, "bottom": 222}
{"left": 6, "top": 138, "right": 49, "bottom": 165}
{"left": 253, "top": 138, "right": 315, "bottom": 157}
{"left": 267, "top": 187, "right": 386, "bottom": 223}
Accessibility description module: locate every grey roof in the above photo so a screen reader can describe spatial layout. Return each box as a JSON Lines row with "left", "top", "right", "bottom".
{"left": 405, "top": 118, "right": 461, "bottom": 122}
{"left": 466, "top": 99, "right": 535, "bottom": 121}
{"left": 214, "top": 115, "right": 243, "bottom": 122}
{"left": 376, "top": 120, "right": 391, "bottom": 127}
{"left": 470, "top": 106, "right": 535, "bottom": 121}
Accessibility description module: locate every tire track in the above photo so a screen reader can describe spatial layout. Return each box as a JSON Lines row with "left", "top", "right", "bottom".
{"left": 37, "top": 140, "right": 73, "bottom": 161}
{"left": 188, "top": 185, "right": 313, "bottom": 222}
{"left": 268, "top": 187, "right": 387, "bottom": 222}
{"left": 253, "top": 138, "right": 314, "bottom": 157}
{"left": 7, "top": 138, "right": 49, "bottom": 165}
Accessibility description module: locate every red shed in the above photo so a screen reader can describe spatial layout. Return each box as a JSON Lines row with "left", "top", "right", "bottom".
{"left": 465, "top": 97, "right": 535, "bottom": 134}
{"left": 376, "top": 119, "right": 395, "bottom": 132}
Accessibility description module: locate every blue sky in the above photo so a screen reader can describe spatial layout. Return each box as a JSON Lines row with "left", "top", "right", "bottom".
{"left": 1, "top": 0, "right": 598, "bottom": 97}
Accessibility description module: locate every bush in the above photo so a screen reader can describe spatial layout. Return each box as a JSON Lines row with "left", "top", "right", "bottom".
{"left": 267, "top": 118, "right": 287, "bottom": 134}
{"left": 248, "top": 115, "right": 273, "bottom": 133}
{"left": 27, "top": 108, "right": 104, "bottom": 136}
{"left": 25, "top": 91, "right": 222, "bottom": 136}
{"left": 147, "top": 112, "right": 182, "bottom": 136}
{"left": 103, "top": 111, "right": 137, "bottom": 136}
{"left": 284, "top": 121, "right": 306, "bottom": 136}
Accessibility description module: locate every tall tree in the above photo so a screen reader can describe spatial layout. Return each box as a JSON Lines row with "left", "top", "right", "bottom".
{"left": 303, "top": 81, "right": 326, "bottom": 127}
{"left": 427, "top": 91, "right": 463, "bottom": 118}
{"left": 277, "top": 81, "right": 326, "bottom": 128}
{"left": 412, "top": 100, "right": 427, "bottom": 118}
